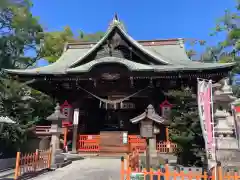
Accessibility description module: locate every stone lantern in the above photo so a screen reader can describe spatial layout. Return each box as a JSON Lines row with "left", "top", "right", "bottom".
{"left": 47, "top": 103, "right": 67, "bottom": 167}
{"left": 130, "top": 104, "right": 166, "bottom": 171}
{"left": 213, "top": 78, "right": 238, "bottom": 166}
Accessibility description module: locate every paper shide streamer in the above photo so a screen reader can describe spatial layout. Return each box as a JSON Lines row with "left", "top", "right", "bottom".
{"left": 77, "top": 85, "right": 149, "bottom": 109}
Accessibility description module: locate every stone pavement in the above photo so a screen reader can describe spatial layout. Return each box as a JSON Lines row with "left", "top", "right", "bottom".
{"left": 30, "top": 158, "right": 121, "bottom": 180}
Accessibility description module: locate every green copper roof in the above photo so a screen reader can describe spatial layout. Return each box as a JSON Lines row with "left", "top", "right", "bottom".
{"left": 67, "top": 57, "right": 153, "bottom": 73}
{"left": 4, "top": 17, "right": 235, "bottom": 76}
{"left": 4, "top": 48, "right": 88, "bottom": 75}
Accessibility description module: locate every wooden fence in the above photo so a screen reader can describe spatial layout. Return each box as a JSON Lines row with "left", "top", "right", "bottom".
{"left": 78, "top": 135, "right": 100, "bottom": 152}
{"left": 121, "top": 156, "right": 240, "bottom": 180}
{"left": 77, "top": 135, "right": 177, "bottom": 153}
{"left": 14, "top": 148, "right": 52, "bottom": 180}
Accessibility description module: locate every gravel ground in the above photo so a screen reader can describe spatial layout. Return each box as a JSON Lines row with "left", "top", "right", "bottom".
{"left": 30, "top": 158, "right": 121, "bottom": 180}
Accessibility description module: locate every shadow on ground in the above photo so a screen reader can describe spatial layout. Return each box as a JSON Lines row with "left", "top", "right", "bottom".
{"left": 0, "top": 155, "right": 84, "bottom": 180}
{"left": 0, "top": 169, "right": 55, "bottom": 180}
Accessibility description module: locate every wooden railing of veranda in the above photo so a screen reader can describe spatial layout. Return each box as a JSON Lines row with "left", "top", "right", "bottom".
{"left": 121, "top": 156, "right": 240, "bottom": 180}
{"left": 14, "top": 148, "right": 52, "bottom": 180}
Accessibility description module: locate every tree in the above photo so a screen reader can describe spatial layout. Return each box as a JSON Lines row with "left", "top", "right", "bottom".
{"left": 0, "top": 77, "right": 55, "bottom": 157}
{"left": 0, "top": 78, "right": 37, "bottom": 157}
{"left": 41, "top": 28, "right": 105, "bottom": 64}
{"left": 78, "top": 31, "right": 104, "bottom": 42}
{"left": 30, "top": 89, "right": 55, "bottom": 125}
{"left": 0, "top": 0, "right": 54, "bottom": 123}
{"left": 208, "top": 3, "right": 240, "bottom": 72}
{"left": 40, "top": 26, "right": 74, "bottom": 63}
{"left": 185, "top": 2, "right": 240, "bottom": 65}
{"left": 166, "top": 88, "right": 205, "bottom": 166}
{"left": 0, "top": 0, "right": 44, "bottom": 69}
{"left": 184, "top": 39, "right": 206, "bottom": 60}
{"left": 0, "top": 1, "right": 55, "bottom": 157}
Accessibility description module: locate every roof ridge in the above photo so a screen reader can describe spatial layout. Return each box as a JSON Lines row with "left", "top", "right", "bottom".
{"left": 66, "top": 38, "right": 180, "bottom": 47}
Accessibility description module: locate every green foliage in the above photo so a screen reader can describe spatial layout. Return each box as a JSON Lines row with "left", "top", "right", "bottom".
{"left": 166, "top": 88, "right": 205, "bottom": 166}
{"left": 0, "top": 0, "right": 51, "bottom": 157}
{"left": 40, "top": 26, "right": 74, "bottom": 63}
{"left": 187, "top": 2, "right": 240, "bottom": 66}
{"left": 30, "top": 89, "right": 55, "bottom": 124}
{"left": 205, "top": 3, "right": 240, "bottom": 72}
{"left": 0, "top": 0, "right": 43, "bottom": 69}
{"left": 78, "top": 31, "right": 105, "bottom": 42}
{"left": 40, "top": 27, "right": 105, "bottom": 63}
{"left": 0, "top": 77, "right": 54, "bottom": 157}
{"left": 186, "top": 49, "right": 196, "bottom": 60}
{"left": 0, "top": 78, "right": 36, "bottom": 157}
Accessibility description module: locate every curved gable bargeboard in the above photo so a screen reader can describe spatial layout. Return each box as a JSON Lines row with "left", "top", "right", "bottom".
{"left": 66, "top": 57, "right": 154, "bottom": 74}
{"left": 70, "top": 26, "right": 169, "bottom": 68}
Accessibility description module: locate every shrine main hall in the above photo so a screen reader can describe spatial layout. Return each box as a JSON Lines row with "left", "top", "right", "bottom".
{"left": 5, "top": 16, "right": 234, "bottom": 154}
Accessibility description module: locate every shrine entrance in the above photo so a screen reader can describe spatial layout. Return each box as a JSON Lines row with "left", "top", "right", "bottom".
{"left": 75, "top": 98, "right": 173, "bottom": 154}
{"left": 78, "top": 96, "right": 144, "bottom": 134}
{"left": 99, "top": 131, "right": 129, "bottom": 154}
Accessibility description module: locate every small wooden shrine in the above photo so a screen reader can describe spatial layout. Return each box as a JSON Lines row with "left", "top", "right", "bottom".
{"left": 5, "top": 15, "right": 235, "bottom": 153}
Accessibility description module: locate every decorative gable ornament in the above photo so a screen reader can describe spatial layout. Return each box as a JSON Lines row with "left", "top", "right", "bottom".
{"left": 160, "top": 100, "right": 172, "bottom": 119}
{"left": 101, "top": 73, "right": 120, "bottom": 80}
{"left": 108, "top": 13, "right": 127, "bottom": 32}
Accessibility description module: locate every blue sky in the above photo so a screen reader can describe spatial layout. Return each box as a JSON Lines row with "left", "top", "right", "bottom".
{"left": 31, "top": 0, "right": 236, "bottom": 66}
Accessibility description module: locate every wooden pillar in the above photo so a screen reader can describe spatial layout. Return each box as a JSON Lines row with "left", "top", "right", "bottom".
{"left": 72, "top": 108, "right": 79, "bottom": 153}
{"left": 63, "top": 126, "right": 68, "bottom": 149}
{"left": 165, "top": 127, "right": 172, "bottom": 153}
{"left": 165, "top": 127, "right": 169, "bottom": 141}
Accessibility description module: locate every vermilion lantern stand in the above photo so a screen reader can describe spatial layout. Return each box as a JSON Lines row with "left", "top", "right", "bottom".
{"left": 60, "top": 100, "right": 72, "bottom": 149}
{"left": 159, "top": 100, "right": 172, "bottom": 150}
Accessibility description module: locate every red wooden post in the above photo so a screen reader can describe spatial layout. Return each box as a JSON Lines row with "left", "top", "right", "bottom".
{"left": 160, "top": 100, "right": 172, "bottom": 152}
{"left": 47, "top": 147, "right": 52, "bottom": 168}
{"left": 34, "top": 149, "right": 39, "bottom": 171}
{"left": 120, "top": 156, "right": 125, "bottom": 180}
{"left": 63, "top": 127, "right": 68, "bottom": 148}
{"left": 60, "top": 100, "right": 72, "bottom": 149}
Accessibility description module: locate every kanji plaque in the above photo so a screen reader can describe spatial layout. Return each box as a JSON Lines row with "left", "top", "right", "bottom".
{"left": 140, "top": 120, "right": 153, "bottom": 138}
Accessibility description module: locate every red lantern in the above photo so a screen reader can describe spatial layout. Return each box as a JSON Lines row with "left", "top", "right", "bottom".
{"left": 60, "top": 100, "right": 72, "bottom": 127}
{"left": 160, "top": 100, "right": 172, "bottom": 119}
